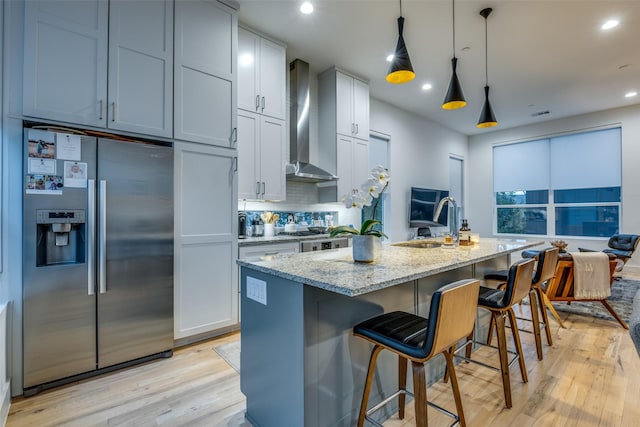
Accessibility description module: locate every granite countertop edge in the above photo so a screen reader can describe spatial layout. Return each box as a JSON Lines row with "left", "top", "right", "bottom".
{"left": 237, "top": 239, "right": 544, "bottom": 297}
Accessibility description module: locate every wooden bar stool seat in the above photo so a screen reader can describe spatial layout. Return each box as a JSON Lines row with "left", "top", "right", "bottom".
{"left": 485, "top": 247, "right": 560, "bottom": 360}
{"left": 354, "top": 279, "right": 480, "bottom": 427}
{"left": 449, "top": 258, "right": 535, "bottom": 408}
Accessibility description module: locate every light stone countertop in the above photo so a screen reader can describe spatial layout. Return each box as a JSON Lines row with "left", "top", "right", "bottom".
{"left": 237, "top": 238, "right": 543, "bottom": 296}
{"left": 238, "top": 233, "right": 334, "bottom": 246}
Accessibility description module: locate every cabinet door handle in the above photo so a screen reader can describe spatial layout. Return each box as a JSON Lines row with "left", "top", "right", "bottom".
{"left": 262, "top": 181, "right": 265, "bottom": 195}
{"left": 355, "top": 123, "right": 359, "bottom": 135}
{"left": 111, "top": 102, "right": 116, "bottom": 122}
{"left": 230, "top": 127, "right": 237, "bottom": 144}
{"left": 256, "top": 181, "right": 261, "bottom": 197}
{"left": 256, "top": 95, "right": 260, "bottom": 110}
{"left": 264, "top": 251, "right": 278, "bottom": 256}
{"left": 261, "top": 96, "right": 265, "bottom": 111}
{"left": 233, "top": 156, "right": 238, "bottom": 172}
{"left": 99, "top": 100, "right": 103, "bottom": 120}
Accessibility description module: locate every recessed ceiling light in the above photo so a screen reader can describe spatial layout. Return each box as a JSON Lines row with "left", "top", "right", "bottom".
{"left": 300, "top": 2, "right": 314, "bottom": 15}
{"left": 422, "top": 83, "right": 432, "bottom": 91}
{"left": 601, "top": 19, "right": 619, "bottom": 30}
{"left": 386, "top": 54, "right": 394, "bottom": 62}
{"left": 625, "top": 91, "right": 637, "bottom": 98}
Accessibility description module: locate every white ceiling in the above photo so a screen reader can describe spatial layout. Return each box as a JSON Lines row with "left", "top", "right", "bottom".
{"left": 237, "top": 0, "right": 640, "bottom": 136}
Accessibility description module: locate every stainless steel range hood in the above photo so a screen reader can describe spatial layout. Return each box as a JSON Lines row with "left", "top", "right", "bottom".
{"left": 286, "top": 59, "right": 338, "bottom": 183}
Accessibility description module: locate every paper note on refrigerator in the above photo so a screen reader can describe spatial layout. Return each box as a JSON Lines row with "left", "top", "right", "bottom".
{"left": 56, "top": 133, "right": 81, "bottom": 160}
{"left": 63, "top": 161, "right": 88, "bottom": 188}
{"left": 28, "top": 158, "right": 56, "bottom": 174}
{"left": 27, "top": 129, "right": 56, "bottom": 159}
{"left": 26, "top": 174, "right": 63, "bottom": 195}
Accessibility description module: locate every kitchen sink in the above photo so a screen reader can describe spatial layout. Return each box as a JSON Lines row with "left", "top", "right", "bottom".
{"left": 392, "top": 240, "right": 442, "bottom": 249}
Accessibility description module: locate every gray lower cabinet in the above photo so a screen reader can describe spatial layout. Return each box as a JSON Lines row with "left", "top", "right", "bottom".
{"left": 174, "top": 141, "right": 238, "bottom": 340}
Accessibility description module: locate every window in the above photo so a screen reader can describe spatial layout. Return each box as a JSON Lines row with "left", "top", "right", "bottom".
{"left": 362, "top": 133, "right": 390, "bottom": 236}
{"left": 493, "top": 128, "right": 621, "bottom": 237}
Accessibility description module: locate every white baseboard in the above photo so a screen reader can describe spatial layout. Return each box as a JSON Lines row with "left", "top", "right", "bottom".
{"left": 0, "top": 381, "right": 10, "bottom": 426}
{"left": 0, "top": 302, "right": 8, "bottom": 425}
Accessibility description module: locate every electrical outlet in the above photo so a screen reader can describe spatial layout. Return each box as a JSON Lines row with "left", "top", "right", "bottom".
{"left": 246, "top": 276, "right": 267, "bottom": 305}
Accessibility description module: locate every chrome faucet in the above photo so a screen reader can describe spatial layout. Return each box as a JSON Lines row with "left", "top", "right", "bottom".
{"left": 433, "top": 196, "right": 458, "bottom": 238}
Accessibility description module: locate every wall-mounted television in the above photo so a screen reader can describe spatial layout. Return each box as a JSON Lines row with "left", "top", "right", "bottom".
{"left": 409, "top": 187, "right": 449, "bottom": 228}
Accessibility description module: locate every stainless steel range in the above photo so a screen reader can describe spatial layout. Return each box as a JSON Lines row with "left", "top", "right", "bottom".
{"left": 300, "top": 237, "right": 349, "bottom": 252}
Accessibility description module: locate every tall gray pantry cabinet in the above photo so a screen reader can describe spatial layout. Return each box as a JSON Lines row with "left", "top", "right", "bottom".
{"left": 173, "top": 0, "right": 239, "bottom": 340}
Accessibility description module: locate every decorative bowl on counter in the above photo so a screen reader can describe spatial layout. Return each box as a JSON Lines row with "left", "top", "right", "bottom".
{"left": 550, "top": 239, "right": 568, "bottom": 252}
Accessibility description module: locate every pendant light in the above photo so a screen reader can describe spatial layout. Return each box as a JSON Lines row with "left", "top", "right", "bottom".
{"left": 477, "top": 7, "right": 498, "bottom": 128}
{"left": 442, "top": 0, "right": 466, "bottom": 110}
{"left": 386, "top": 0, "right": 415, "bottom": 84}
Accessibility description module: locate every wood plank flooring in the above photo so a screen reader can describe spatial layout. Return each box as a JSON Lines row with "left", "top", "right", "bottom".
{"left": 8, "top": 279, "right": 640, "bottom": 426}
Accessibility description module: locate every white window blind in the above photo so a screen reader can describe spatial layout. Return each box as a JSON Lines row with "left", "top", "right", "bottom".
{"left": 493, "top": 139, "right": 549, "bottom": 192}
{"left": 550, "top": 127, "right": 621, "bottom": 190}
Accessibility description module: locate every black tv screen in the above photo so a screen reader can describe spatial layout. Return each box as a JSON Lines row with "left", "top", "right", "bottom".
{"left": 409, "top": 187, "right": 449, "bottom": 228}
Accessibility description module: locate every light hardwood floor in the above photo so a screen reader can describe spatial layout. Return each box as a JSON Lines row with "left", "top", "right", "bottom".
{"left": 8, "top": 280, "right": 640, "bottom": 426}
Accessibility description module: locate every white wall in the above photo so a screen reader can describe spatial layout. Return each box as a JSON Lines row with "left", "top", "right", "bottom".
{"left": 1, "top": 0, "right": 24, "bottom": 401}
{"left": 369, "top": 98, "right": 469, "bottom": 242}
{"left": 0, "top": 1, "right": 9, "bottom": 423}
{"left": 468, "top": 103, "right": 640, "bottom": 273}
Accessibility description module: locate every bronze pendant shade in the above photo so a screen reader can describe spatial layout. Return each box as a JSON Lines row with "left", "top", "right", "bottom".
{"left": 477, "top": 7, "right": 498, "bottom": 128}
{"left": 386, "top": 16, "right": 415, "bottom": 84}
{"left": 442, "top": 57, "right": 466, "bottom": 109}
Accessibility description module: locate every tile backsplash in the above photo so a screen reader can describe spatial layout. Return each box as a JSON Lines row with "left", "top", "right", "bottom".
{"left": 239, "top": 181, "right": 361, "bottom": 228}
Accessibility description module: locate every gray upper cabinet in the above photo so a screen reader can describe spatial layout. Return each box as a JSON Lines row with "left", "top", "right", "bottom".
{"left": 23, "top": 0, "right": 109, "bottom": 128}
{"left": 334, "top": 70, "right": 369, "bottom": 142}
{"left": 237, "top": 28, "right": 286, "bottom": 120}
{"left": 108, "top": 0, "right": 173, "bottom": 137}
{"left": 318, "top": 68, "right": 370, "bottom": 202}
{"left": 23, "top": 0, "right": 173, "bottom": 138}
{"left": 174, "top": 0, "right": 237, "bottom": 148}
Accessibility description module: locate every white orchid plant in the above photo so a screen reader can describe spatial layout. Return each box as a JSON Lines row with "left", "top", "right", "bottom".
{"left": 330, "top": 166, "right": 389, "bottom": 238}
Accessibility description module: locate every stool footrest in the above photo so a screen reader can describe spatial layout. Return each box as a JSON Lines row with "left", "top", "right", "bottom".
{"left": 364, "top": 387, "right": 460, "bottom": 427}
{"left": 511, "top": 315, "right": 547, "bottom": 335}
{"left": 452, "top": 340, "right": 520, "bottom": 372}
{"left": 365, "top": 389, "right": 412, "bottom": 427}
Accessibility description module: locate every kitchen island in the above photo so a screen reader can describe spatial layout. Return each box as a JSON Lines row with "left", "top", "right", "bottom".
{"left": 237, "top": 238, "right": 542, "bottom": 427}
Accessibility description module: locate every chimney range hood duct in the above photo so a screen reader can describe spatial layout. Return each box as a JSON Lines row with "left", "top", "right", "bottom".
{"left": 286, "top": 59, "right": 338, "bottom": 183}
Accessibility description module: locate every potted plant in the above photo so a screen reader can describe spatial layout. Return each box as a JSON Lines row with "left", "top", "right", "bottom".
{"left": 330, "top": 166, "right": 389, "bottom": 262}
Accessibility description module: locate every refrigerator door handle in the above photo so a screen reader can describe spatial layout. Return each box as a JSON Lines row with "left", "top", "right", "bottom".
{"left": 99, "top": 180, "right": 107, "bottom": 294}
{"left": 87, "top": 179, "right": 96, "bottom": 295}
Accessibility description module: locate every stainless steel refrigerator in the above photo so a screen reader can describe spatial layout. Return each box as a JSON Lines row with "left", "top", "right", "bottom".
{"left": 22, "top": 129, "right": 174, "bottom": 394}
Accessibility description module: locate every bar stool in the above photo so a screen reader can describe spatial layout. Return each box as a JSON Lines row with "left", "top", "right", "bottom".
{"left": 449, "top": 258, "right": 535, "bottom": 408}
{"left": 353, "top": 279, "right": 480, "bottom": 427}
{"left": 485, "top": 247, "right": 561, "bottom": 359}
